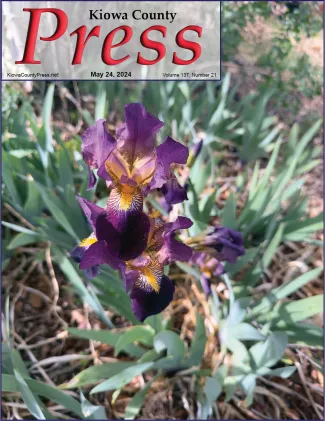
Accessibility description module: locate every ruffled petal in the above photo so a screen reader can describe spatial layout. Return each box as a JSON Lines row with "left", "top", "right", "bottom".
{"left": 130, "top": 275, "right": 175, "bottom": 322}
{"left": 160, "top": 176, "right": 188, "bottom": 205}
{"left": 157, "top": 216, "right": 193, "bottom": 265}
{"left": 79, "top": 240, "right": 123, "bottom": 271}
{"left": 217, "top": 240, "right": 245, "bottom": 264}
{"left": 81, "top": 119, "right": 117, "bottom": 189}
{"left": 77, "top": 195, "right": 104, "bottom": 231}
{"left": 157, "top": 136, "right": 189, "bottom": 169}
{"left": 117, "top": 103, "right": 164, "bottom": 166}
{"left": 149, "top": 136, "right": 189, "bottom": 191}
{"left": 204, "top": 227, "right": 245, "bottom": 264}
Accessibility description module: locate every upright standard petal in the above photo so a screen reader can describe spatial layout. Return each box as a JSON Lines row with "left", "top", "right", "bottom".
{"left": 156, "top": 216, "right": 193, "bottom": 265}
{"left": 160, "top": 176, "right": 188, "bottom": 205}
{"left": 117, "top": 103, "right": 164, "bottom": 166}
{"left": 149, "top": 136, "right": 189, "bottom": 191}
{"left": 81, "top": 119, "right": 116, "bottom": 189}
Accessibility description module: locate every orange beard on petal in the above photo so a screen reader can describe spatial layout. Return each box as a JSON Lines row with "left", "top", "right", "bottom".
{"left": 120, "top": 184, "right": 137, "bottom": 211}
{"left": 141, "top": 266, "right": 160, "bottom": 292}
{"left": 129, "top": 257, "right": 163, "bottom": 293}
{"left": 107, "top": 185, "right": 143, "bottom": 213}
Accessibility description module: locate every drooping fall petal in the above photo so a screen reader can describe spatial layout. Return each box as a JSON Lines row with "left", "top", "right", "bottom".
{"left": 129, "top": 274, "right": 175, "bottom": 322}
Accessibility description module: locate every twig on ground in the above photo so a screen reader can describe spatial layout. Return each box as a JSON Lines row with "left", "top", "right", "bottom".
{"left": 11, "top": 331, "right": 56, "bottom": 386}
{"left": 296, "top": 359, "right": 323, "bottom": 419}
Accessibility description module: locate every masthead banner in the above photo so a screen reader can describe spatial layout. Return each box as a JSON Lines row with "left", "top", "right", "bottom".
{"left": 2, "top": 1, "right": 221, "bottom": 80}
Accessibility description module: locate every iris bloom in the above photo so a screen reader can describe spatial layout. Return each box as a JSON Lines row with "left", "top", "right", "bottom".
{"left": 188, "top": 226, "right": 245, "bottom": 263}
{"left": 122, "top": 215, "right": 193, "bottom": 321}
{"left": 71, "top": 196, "right": 193, "bottom": 321}
{"left": 202, "top": 226, "right": 245, "bottom": 263}
{"left": 187, "top": 226, "right": 245, "bottom": 295}
{"left": 82, "top": 103, "right": 189, "bottom": 229}
{"left": 189, "top": 252, "right": 224, "bottom": 296}
{"left": 71, "top": 196, "right": 150, "bottom": 273}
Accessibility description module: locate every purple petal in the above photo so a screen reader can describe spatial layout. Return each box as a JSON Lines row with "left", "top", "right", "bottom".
{"left": 94, "top": 213, "right": 121, "bottom": 255}
{"left": 164, "top": 216, "right": 193, "bottom": 232}
{"left": 81, "top": 119, "right": 116, "bottom": 189}
{"left": 87, "top": 166, "right": 97, "bottom": 190}
{"left": 130, "top": 275, "right": 175, "bottom": 322}
{"left": 84, "top": 265, "right": 100, "bottom": 279}
{"left": 204, "top": 226, "right": 245, "bottom": 263}
{"left": 210, "top": 260, "right": 225, "bottom": 277}
{"left": 95, "top": 211, "right": 150, "bottom": 261}
{"left": 157, "top": 136, "right": 189, "bottom": 168}
{"left": 80, "top": 240, "right": 123, "bottom": 271}
{"left": 200, "top": 274, "right": 212, "bottom": 296}
{"left": 149, "top": 136, "right": 189, "bottom": 191}
{"left": 161, "top": 177, "right": 188, "bottom": 205}
{"left": 98, "top": 149, "right": 129, "bottom": 185}
{"left": 105, "top": 187, "right": 144, "bottom": 232}
{"left": 121, "top": 267, "right": 140, "bottom": 294}
{"left": 71, "top": 245, "right": 100, "bottom": 279}
{"left": 157, "top": 216, "right": 193, "bottom": 265}
{"left": 157, "top": 196, "right": 173, "bottom": 214}
{"left": 128, "top": 254, "right": 151, "bottom": 268}
{"left": 120, "top": 212, "right": 150, "bottom": 260}
{"left": 71, "top": 245, "right": 85, "bottom": 263}
{"left": 117, "top": 103, "right": 164, "bottom": 165}
{"left": 77, "top": 195, "right": 104, "bottom": 231}
{"left": 217, "top": 241, "right": 245, "bottom": 264}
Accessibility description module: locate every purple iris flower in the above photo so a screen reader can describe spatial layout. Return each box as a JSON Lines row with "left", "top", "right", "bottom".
{"left": 72, "top": 195, "right": 193, "bottom": 322}
{"left": 122, "top": 215, "right": 193, "bottom": 322}
{"left": 189, "top": 252, "right": 224, "bottom": 296}
{"left": 203, "top": 226, "right": 245, "bottom": 264}
{"left": 71, "top": 195, "right": 150, "bottom": 277}
{"left": 81, "top": 104, "right": 189, "bottom": 227}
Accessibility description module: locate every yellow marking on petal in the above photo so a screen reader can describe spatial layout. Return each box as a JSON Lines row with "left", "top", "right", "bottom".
{"left": 120, "top": 185, "right": 137, "bottom": 211}
{"left": 142, "top": 267, "right": 160, "bottom": 293}
{"left": 203, "top": 270, "right": 212, "bottom": 278}
{"left": 150, "top": 210, "right": 161, "bottom": 219}
{"left": 79, "top": 236, "right": 98, "bottom": 247}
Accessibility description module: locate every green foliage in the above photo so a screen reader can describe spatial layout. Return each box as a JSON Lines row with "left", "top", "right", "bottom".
{"left": 2, "top": 77, "right": 323, "bottom": 420}
{"left": 222, "top": 1, "right": 322, "bottom": 115}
